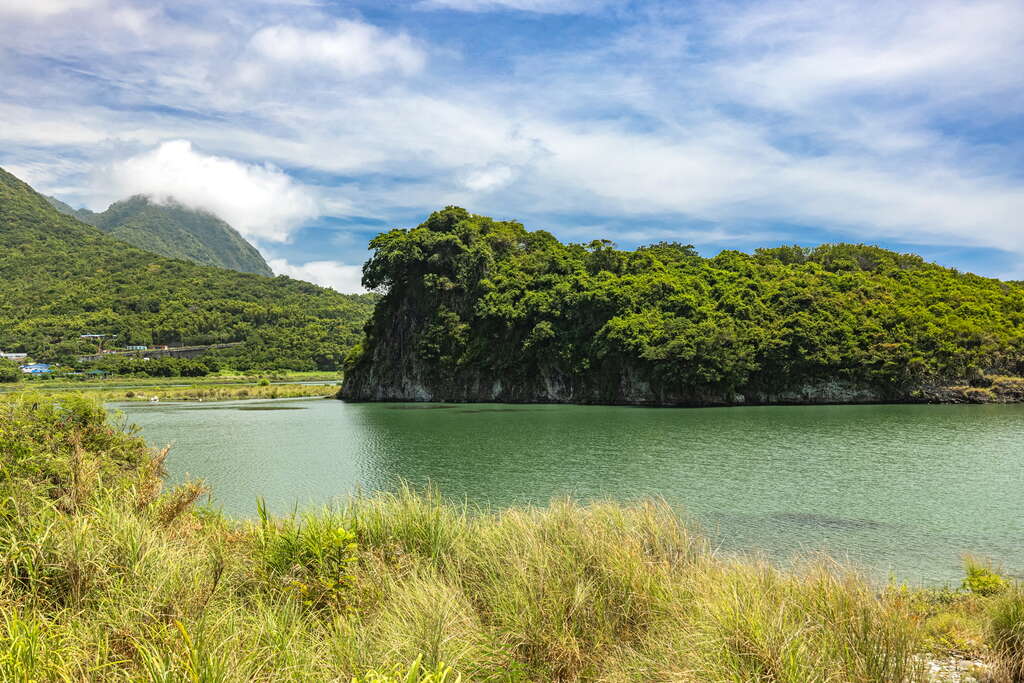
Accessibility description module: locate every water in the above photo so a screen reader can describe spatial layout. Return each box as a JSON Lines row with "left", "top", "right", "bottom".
{"left": 112, "top": 398, "right": 1024, "bottom": 585}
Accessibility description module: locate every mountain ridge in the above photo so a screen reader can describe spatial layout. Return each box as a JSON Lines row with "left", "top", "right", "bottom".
{"left": 46, "top": 194, "right": 273, "bottom": 276}
{"left": 2, "top": 167, "right": 374, "bottom": 370}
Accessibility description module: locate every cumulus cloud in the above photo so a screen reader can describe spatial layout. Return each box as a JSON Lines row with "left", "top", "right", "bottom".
{"left": 461, "top": 164, "right": 517, "bottom": 192}
{"left": 104, "top": 141, "right": 319, "bottom": 242}
{"left": 246, "top": 21, "right": 425, "bottom": 79}
{"left": 267, "top": 258, "right": 365, "bottom": 293}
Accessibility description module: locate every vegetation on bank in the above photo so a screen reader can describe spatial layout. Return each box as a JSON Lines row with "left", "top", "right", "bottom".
{"left": 86, "top": 382, "right": 336, "bottom": 402}
{"left": 2, "top": 396, "right": 1023, "bottom": 681}
{"left": 0, "top": 167, "right": 376, "bottom": 372}
{"left": 345, "top": 207, "right": 1024, "bottom": 403}
{"left": 8, "top": 370, "right": 340, "bottom": 389}
{"left": 1, "top": 379, "right": 338, "bottom": 403}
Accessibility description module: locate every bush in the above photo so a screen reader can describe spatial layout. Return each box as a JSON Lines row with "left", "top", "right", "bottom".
{"left": 963, "top": 555, "right": 1007, "bottom": 596}
{"left": 256, "top": 500, "right": 360, "bottom": 610}
{"left": 0, "top": 359, "right": 20, "bottom": 383}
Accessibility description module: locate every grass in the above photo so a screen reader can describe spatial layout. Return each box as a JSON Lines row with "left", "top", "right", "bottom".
{"left": 1, "top": 370, "right": 341, "bottom": 395}
{"left": 1, "top": 381, "right": 338, "bottom": 403}
{"left": 0, "top": 394, "right": 1020, "bottom": 681}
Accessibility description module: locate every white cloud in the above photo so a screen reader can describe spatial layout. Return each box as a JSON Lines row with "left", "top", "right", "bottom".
{"left": 104, "top": 140, "right": 319, "bottom": 242}
{"left": 0, "top": 0, "right": 102, "bottom": 19}
{"left": 246, "top": 21, "right": 425, "bottom": 79}
{"left": 268, "top": 258, "right": 365, "bottom": 293}
{"left": 712, "top": 0, "right": 1024, "bottom": 110}
{"left": 461, "top": 164, "right": 516, "bottom": 192}
{"left": 418, "top": 0, "right": 614, "bottom": 13}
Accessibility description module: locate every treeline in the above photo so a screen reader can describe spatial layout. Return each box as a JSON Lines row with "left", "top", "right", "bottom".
{"left": 0, "top": 168, "right": 376, "bottom": 372}
{"left": 345, "top": 207, "right": 1024, "bottom": 403}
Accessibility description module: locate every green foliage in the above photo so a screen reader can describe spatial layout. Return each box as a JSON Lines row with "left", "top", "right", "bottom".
{"left": 963, "top": 555, "right": 1008, "bottom": 596}
{"left": 85, "top": 355, "right": 218, "bottom": 378}
{"left": 0, "top": 360, "right": 20, "bottom": 383}
{"left": 347, "top": 207, "right": 1024, "bottom": 403}
{"left": 257, "top": 501, "right": 360, "bottom": 610}
{"left": 353, "top": 656, "right": 461, "bottom": 683}
{"left": 989, "top": 586, "right": 1024, "bottom": 682}
{"left": 1, "top": 168, "right": 377, "bottom": 371}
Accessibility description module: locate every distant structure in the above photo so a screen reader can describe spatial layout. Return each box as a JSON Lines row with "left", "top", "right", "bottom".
{"left": 20, "top": 363, "right": 52, "bottom": 374}
{"left": 0, "top": 350, "right": 28, "bottom": 361}
{"left": 76, "top": 342, "right": 242, "bottom": 362}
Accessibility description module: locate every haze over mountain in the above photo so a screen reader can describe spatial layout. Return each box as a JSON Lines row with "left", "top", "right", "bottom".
{"left": 46, "top": 194, "right": 273, "bottom": 276}
{"left": 1, "top": 167, "right": 374, "bottom": 369}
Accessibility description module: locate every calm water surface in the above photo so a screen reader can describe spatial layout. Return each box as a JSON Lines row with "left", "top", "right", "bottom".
{"left": 112, "top": 398, "right": 1024, "bottom": 584}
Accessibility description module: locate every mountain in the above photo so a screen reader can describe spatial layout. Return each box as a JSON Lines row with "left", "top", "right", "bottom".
{"left": 46, "top": 194, "right": 273, "bottom": 276}
{"left": 342, "top": 206, "right": 1024, "bottom": 405}
{"left": 2, "top": 168, "right": 375, "bottom": 370}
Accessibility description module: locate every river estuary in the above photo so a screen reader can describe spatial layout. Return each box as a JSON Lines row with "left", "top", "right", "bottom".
{"left": 113, "top": 398, "right": 1024, "bottom": 585}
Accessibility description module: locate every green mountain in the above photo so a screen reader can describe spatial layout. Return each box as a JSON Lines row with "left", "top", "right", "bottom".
{"left": 2, "top": 167, "right": 376, "bottom": 370}
{"left": 343, "top": 206, "right": 1024, "bottom": 405}
{"left": 46, "top": 194, "right": 273, "bottom": 276}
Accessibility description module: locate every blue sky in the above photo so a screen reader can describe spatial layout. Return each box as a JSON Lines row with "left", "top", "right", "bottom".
{"left": 1, "top": 0, "right": 1022, "bottom": 291}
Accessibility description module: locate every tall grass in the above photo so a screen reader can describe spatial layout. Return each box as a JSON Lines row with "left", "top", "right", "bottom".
{"left": 990, "top": 586, "right": 1024, "bottom": 682}
{"left": 0, "top": 393, "right": 988, "bottom": 681}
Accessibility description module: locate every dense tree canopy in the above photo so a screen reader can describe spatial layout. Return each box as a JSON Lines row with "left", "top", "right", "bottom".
{"left": 345, "top": 207, "right": 1024, "bottom": 403}
{"left": 0, "top": 360, "right": 20, "bottom": 383}
{"left": 0, "top": 168, "right": 376, "bottom": 371}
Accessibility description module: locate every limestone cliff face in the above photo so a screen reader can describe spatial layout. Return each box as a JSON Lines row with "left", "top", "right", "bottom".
{"left": 342, "top": 359, "right": 889, "bottom": 405}
{"left": 340, "top": 298, "right": 892, "bottom": 405}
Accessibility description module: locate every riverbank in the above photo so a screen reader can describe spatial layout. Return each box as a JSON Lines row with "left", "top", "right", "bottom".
{"left": 2, "top": 369, "right": 340, "bottom": 392}
{"left": 341, "top": 374, "right": 1024, "bottom": 407}
{"left": 1, "top": 377, "right": 339, "bottom": 402}
{"left": 1, "top": 395, "right": 1022, "bottom": 681}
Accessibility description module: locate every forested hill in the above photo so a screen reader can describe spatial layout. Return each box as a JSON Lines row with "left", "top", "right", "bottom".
{"left": 46, "top": 194, "right": 273, "bottom": 276}
{"left": 343, "top": 207, "right": 1024, "bottom": 405}
{"left": 1, "top": 167, "right": 376, "bottom": 370}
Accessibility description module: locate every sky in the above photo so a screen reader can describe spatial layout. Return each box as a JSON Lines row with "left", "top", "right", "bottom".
{"left": 1, "top": 0, "right": 1022, "bottom": 292}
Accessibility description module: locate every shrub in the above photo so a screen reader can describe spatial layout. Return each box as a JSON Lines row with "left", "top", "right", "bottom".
{"left": 257, "top": 501, "right": 360, "bottom": 610}
{"left": 0, "top": 359, "right": 21, "bottom": 383}
{"left": 963, "top": 555, "right": 1007, "bottom": 596}
{"left": 354, "top": 656, "right": 461, "bottom": 683}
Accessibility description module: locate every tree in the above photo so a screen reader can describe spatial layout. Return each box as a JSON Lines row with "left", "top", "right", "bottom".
{"left": 0, "top": 359, "right": 21, "bottom": 383}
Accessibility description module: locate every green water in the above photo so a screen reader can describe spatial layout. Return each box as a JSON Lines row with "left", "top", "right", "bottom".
{"left": 113, "top": 398, "right": 1024, "bottom": 584}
